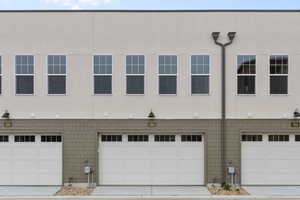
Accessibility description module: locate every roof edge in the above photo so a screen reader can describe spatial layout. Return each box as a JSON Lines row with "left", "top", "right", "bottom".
{"left": 0, "top": 9, "right": 299, "bottom": 13}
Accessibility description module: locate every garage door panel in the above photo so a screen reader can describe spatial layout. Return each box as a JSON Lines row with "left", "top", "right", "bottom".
{"left": 0, "top": 135, "right": 62, "bottom": 186}
{"left": 152, "top": 174, "right": 177, "bottom": 185}
{"left": 177, "top": 160, "right": 203, "bottom": 172}
{"left": 100, "top": 159, "right": 124, "bottom": 173}
{"left": 151, "top": 160, "right": 177, "bottom": 172}
{"left": 124, "top": 160, "right": 151, "bottom": 172}
{"left": 242, "top": 134, "right": 300, "bottom": 185}
{"left": 151, "top": 147, "right": 177, "bottom": 158}
{"left": 177, "top": 174, "right": 203, "bottom": 185}
{"left": 13, "top": 173, "right": 39, "bottom": 185}
{"left": 99, "top": 134, "right": 204, "bottom": 185}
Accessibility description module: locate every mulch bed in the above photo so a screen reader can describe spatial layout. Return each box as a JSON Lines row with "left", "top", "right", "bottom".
{"left": 208, "top": 186, "right": 249, "bottom": 195}
{"left": 55, "top": 186, "right": 94, "bottom": 196}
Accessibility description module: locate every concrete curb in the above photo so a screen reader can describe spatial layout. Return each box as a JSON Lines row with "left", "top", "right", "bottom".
{"left": 1, "top": 196, "right": 300, "bottom": 200}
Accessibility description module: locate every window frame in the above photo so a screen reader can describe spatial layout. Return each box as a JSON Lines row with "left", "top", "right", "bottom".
{"left": 93, "top": 54, "right": 113, "bottom": 96}
{"left": 125, "top": 55, "right": 145, "bottom": 95}
{"left": 47, "top": 54, "right": 67, "bottom": 95}
{"left": 41, "top": 135, "right": 62, "bottom": 143}
{"left": 15, "top": 55, "right": 35, "bottom": 96}
{"left": 0, "top": 135, "right": 9, "bottom": 142}
{"left": 190, "top": 54, "right": 211, "bottom": 95}
{"left": 268, "top": 134, "right": 289, "bottom": 142}
{"left": 101, "top": 134, "right": 122, "bottom": 142}
{"left": 236, "top": 54, "right": 257, "bottom": 96}
{"left": 269, "top": 54, "right": 289, "bottom": 95}
{"left": 14, "top": 135, "right": 35, "bottom": 143}
{"left": 158, "top": 55, "right": 178, "bottom": 96}
{"left": 241, "top": 134, "right": 263, "bottom": 142}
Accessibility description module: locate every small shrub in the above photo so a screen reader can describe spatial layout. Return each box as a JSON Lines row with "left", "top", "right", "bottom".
{"left": 222, "top": 183, "right": 231, "bottom": 191}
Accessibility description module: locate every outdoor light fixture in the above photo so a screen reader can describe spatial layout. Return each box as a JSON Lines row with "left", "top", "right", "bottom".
{"left": 294, "top": 109, "right": 300, "bottom": 118}
{"left": 227, "top": 32, "right": 236, "bottom": 41}
{"left": 211, "top": 32, "right": 220, "bottom": 41}
{"left": 147, "top": 110, "right": 156, "bottom": 128}
{"left": 1, "top": 110, "right": 10, "bottom": 119}
{"left": 148, "top": 110, "right": 155, "bottom": 119}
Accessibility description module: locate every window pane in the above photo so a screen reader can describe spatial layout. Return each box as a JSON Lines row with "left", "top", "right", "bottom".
{"left": 270, "top": 76, "right": 288, "bottom": 94}
{"left": 94, "top": 76, "right": 112, "bottom": 94}
{"left": 237, "top": 55, "right": 256, "bottom": 74}
{"left": 237, "top": 76, "right": 255, "bottom": 94}
{"left": 126, "top": 55, "right": 144, "bottom": 74}
{"left": 270, "top": 55, "right": 288, "bottom": 75}
{"left": 48, "top": 76, "right": 66, "bottom": 94}
{"left": 159, "top": 56, "right": 177, "bottom": 74}
{"left": 159, "top": 76, "right": 176, "bottom": 94}
{"left": 192, "top": 76, "right": 209, "bottom": 94}
{"left": 126, "top": 76, "right": 144, "bottom": 94}
{"left": 16, "top": 76, "right": 34, "bottom": 94}
{"left": 94, "top": 56, "right": 112, "bottom": 75}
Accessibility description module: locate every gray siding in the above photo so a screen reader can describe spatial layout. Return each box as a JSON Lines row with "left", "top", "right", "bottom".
{"left": 0, "top": 119, "right": 221, "bottom": 184}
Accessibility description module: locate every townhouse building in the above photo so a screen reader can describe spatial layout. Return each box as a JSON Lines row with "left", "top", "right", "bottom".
{"left": 0, "top": 10, "right": 300, "bottom": 186}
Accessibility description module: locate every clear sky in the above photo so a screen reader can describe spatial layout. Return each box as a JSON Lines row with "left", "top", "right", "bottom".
{"left": 0, "top": 0, "right": 299, "bottom": 10}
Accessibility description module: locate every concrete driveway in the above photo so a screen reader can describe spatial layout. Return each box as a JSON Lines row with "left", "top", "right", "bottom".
{"left": 92, "top": 186, "right": 210, "bottom": 196}
{"left": 244, "top": 186, "right": 300, "bottom": 196}
{"left": 0, "top": 186, "right": 60, "bottom": 196}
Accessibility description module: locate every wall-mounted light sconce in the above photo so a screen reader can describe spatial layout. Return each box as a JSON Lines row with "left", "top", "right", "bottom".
{"left": 147, "top": 110, "right": 156, "bottom": 128}
{"left": 148, "top": 110, "right": 155, "bottom": 119}
{"left": 294, "top": 109, "right": 300, "bottom": 118}
{"left": 2, "top": 110, "right": 12, "bottom": 128}
{"left": 2, "top": 110, "right": 10, "bottom": 119}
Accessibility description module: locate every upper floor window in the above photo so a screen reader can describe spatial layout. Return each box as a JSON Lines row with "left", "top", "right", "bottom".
{"left": 159, "top": 55, "right": 177, "bottom": 95}
{"left": 94, "top": 55, "right": 112, "bottom": 94}
{"left": 237, "top": 55, "right": 256, "bottom": 94}
{"left": 126, "top": 55, "right": 144, "bottom": 94}
{"left": 191, "top": 55, "right": 209, "bottom": 94}
{"left": 48, "top": 55, "right": 66, "bottom": 94}
{"left": 16, "top": 55, "right": 34, "bottom": 95}
{"left": 270, "top": 55, "right": 288, "bottom": 94}
{"left": 0, "top": 56, "right": 2, "bottom": 95}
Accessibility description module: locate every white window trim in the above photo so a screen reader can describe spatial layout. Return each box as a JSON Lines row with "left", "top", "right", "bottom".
{"left": 236, "top": 54, "right": 257, "bottom": 96}
{"left": 93, "top": 54, "right": 113, "bottom": 96}
{"left": 269, "top": 54, "right": 289, "bottom": 96}
{"left": 190, "top": 54, "right": 211, "bottom": 96}
{"left": 47, "top": 55, "right": 68, "bottom": 96}
{"left": 125, "top": 54, "right": 146, "bottom": 96}
{"left": 158, "top": 55, "right": 178, "bottom": 96}
{"left": 15, "top": 55, "right": 35, "bottom": 96}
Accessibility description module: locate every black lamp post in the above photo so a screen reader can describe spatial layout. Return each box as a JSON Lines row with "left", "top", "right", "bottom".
{"left": 212, "top": 32, "right": 236, "bottom": 183}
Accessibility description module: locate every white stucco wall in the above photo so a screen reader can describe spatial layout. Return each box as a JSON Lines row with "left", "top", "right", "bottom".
{"left": 0, "top": 11, "right": 299, "bottom": 119}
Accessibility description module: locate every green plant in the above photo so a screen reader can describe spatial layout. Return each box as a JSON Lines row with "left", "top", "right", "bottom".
{"left": 222, "top": 183, "right": 231, "bottom": 191}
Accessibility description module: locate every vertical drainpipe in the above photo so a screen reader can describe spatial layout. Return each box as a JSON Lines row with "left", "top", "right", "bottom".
{"left": 212, "top": 32, "right": 236, "bottom": 183}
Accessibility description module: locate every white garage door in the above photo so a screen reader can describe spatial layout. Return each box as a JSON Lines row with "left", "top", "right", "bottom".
{"left": 241, "top": 134, "right": 300, "bottom": 185}
{"left": 0, "top": 135, "right": 62, "bottom": 185}
{"left": 98, "top": 134, "right": 204, "bottom": 185}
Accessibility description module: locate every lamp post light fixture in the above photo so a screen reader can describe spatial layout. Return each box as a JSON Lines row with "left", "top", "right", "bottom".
{"left": 212, "top": 31, "right": 236, "bottom": 183}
